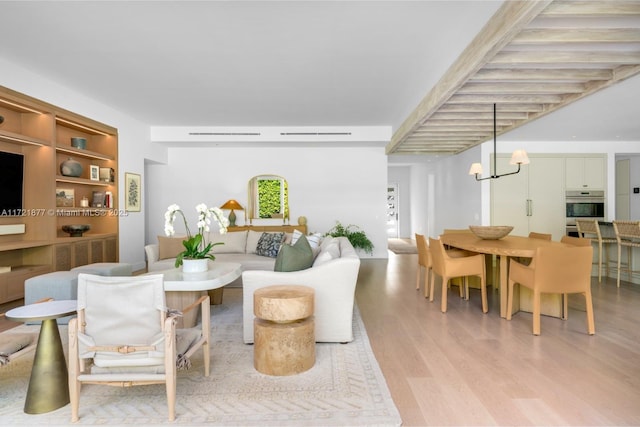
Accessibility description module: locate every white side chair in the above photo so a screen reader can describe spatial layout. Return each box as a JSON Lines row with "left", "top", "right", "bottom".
{"left": 68, "top": 273, "right": 210, "bottom": 422}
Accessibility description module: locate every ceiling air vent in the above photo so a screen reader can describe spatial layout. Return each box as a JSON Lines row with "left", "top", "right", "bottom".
{"left": 280, "top": 132, "right": 352, "bottom": 136}
{"left": 189, "top": 132, "right": 261, "bottom": 136}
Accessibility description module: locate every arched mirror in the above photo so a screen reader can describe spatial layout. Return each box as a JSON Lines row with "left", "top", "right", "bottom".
{"left": 247, "top": 175, "right": 289, "bottom": 223}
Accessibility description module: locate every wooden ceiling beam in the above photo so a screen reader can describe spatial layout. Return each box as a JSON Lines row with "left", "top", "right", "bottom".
{"left": 512, "top": 28, "right": 640, "bottom": 44}
{"left": 470, "top": 68, "right": 613, "bottom": 81}
{"left": 387, "top": 0, "right": 553, "bottom": 155}
{"left": 541, "top": 1, "right": 640, "bottom": 17}
{"left": 458, "top": 82, "right": 585, "bottom": 94}
{"left": 491, "top": 51, "right": 640, "bottom": 65}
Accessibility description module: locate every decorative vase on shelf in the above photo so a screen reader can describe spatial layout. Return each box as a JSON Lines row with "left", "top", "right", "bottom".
{"left": 60, "top": 158, "right": 83, "bottom": 177}
{"left": 182, "top": 258, "right": 209, "bottom": 273}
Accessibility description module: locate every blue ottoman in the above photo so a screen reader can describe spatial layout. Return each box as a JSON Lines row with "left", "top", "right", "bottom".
{"left": 71, "top": 262, "right": 133, "bottom": 276}
{"left": 24, "top": 271, "right": 80, "bottom": 324}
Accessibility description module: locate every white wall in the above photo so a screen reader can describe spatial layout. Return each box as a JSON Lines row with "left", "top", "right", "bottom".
{"left": 146, "top": 146, "right": 389, "bottom": 258}
{"left": 0, "top": 58, "right": 167, "bottom": 271}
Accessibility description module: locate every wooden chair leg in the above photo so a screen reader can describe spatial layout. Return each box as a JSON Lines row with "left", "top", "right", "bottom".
{"left": 480, "top": 275, "right": 488, "bottom": 314}
{"left": 617, "top": 244, "right": 622, "bottom": 288}
{"left": 584, "top": 291, "right": 595, "bottom": 335}
{"left": 429, "top": 272, "right": 436, "bottom": 302}
{"left": 533, "top": 290, "right": 541, "bottom": 336}
{"left": 441, "top": 276, "right": 449, "bottom": 313}
{"left": 424, "top": 268, "right": 431, "bottom": 299}
{"left": 562, "top": 293, "right": 568, "bottom": 320}
{"left": 506, "top": 278, "right": 515, "bottom": 320}
{"left": 597, "top": 241, "right": 603, "bottom": 283}
{"left": 416, "top": 266, "right": 422, "bottom": 290}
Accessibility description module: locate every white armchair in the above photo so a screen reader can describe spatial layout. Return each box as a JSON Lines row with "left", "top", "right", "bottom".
{"left": 68, "top": 273, "right": 210, "bottom": 422}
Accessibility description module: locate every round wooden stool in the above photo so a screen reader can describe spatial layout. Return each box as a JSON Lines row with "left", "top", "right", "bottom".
{"left": 253, "top": 285, "right": 315, "bottom": 376}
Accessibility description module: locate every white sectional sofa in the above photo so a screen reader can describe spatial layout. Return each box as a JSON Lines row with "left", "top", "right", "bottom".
{"left": 145, "top": 227, "right": 361, "bottom": 344}
{"left": 144, "top": 225, "right": 308, "bottom": 276}
{"left": 242, "top": 236, "right": 360, "bottom": 344}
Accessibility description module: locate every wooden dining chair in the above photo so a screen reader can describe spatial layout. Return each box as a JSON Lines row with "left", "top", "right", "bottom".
{"left": 528, "top": 231, "right": 552, "bottom": 241}
{"left": 612, "top": 220, "right": 640, "bottom": 288}
{"left": 428, "top": 237, "right": 487, "bottom": 314}
{"left": 507, "top": 244, "right": 594, "bottom": 335}
{"left": 415, "top": 233, "right": 432, "bottom": 298}
{"left": 561, "top": 235, "right": 592, "bottom": 247}
{"left": 576, "top": 219, "right": 616, "bottom": 283}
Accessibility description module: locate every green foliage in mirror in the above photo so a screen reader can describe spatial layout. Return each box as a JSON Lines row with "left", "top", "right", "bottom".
{"left": 258, "top": 179, "right": 282, "bottom": 218}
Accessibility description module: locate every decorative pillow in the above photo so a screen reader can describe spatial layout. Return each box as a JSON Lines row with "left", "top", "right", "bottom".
{"left": 274, "top": 234, "right": 313, "bottom": 272}
{"left": 255, "top": 232, "right": 285, "bottom": 258}
{"left": 320, "top": 236, "right": 337, "bottom": 251}
{"left": 312, "top": 250, "right": 333, "bottom": 267}
{"left": 209, "top": 231, "right": 247, "bottom": 254}
{"left": 157, "top": 235, "right": 185, "bottom": 260}
{"left": 291, "top": 229, "right": 323, "bottom": 248}
{"left": 246, "top": 230, "right": 264, "bottom": 254}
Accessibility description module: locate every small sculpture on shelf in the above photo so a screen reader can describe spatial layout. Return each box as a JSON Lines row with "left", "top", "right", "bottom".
{"left": 62, "top": 224, "right": 90, "bottom": 237}
{"left": 60, "top": 158, "right": 83, "bottom": 177}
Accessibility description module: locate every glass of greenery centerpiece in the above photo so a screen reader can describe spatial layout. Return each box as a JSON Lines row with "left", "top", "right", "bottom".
{"left": 164, "top": 203, "right": 230, "bottom": 272}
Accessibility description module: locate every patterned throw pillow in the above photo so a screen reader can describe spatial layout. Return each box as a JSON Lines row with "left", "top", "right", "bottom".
{"left": 255, "top": 232, "right": 285, "bottom": 258}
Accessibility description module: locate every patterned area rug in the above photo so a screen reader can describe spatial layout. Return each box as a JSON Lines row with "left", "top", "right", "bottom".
{"left": 0, "top": 289, "right": 401, "bottom": 426}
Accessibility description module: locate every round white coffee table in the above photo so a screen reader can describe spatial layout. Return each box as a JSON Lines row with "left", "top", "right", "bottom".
{"left": 6, "top": 299, "right": 77, "bottom": 414}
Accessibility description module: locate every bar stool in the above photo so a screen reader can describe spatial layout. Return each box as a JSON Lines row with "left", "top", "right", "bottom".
{"left": 613, "top": 220, "right": 640, "bottom": 287}
{"left": 576, "top": 219, "right": 617, "bottom": 283}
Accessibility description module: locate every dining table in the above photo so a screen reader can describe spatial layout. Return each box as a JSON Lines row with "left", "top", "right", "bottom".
{"left": 439, "top": 233, "right": 570, "bottom": 319}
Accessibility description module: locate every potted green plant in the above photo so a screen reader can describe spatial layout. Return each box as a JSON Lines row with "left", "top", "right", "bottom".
{"left": 164, "top": 203, "right": 230, "bottom": 271}
{"left": 325, "top": 221, "right": 374, "bottom": 255}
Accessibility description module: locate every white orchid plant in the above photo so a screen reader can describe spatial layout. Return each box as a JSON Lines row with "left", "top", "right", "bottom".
{"left": 164, "top": 203, "right": 230, "bottom": 268}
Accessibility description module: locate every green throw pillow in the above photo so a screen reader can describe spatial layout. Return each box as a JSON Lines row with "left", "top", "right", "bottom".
{"left": 274, "top": 234, "right": 313, "bottom": 272}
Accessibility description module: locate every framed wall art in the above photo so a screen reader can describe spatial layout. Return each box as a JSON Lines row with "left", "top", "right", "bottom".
{"left": 56, "top": 188, "right": 75, "bottom": 207}
{"left": 124, "top": 172, "right": 141, "bottom": 212}
{"left": 90, "top": 165, "right": 100, "bottom": 181}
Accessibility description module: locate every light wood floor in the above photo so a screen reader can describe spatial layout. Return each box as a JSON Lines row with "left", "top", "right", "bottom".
{"left": 356, "top": 251, "right": 640, "bottom": 426}
{"left": 2, "top": 253, "right": 639, "bottom": 425}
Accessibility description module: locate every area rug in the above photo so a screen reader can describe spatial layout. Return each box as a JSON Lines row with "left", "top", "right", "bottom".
{"left": 0, "top": 289, "right": 401, "bottom": 426}
{"left": 388, "top": 238, "right": 418, "bottom": 254}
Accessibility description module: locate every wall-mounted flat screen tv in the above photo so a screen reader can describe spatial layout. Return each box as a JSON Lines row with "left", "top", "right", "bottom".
{"left": 0, "top": 151, "right": 24, "bottom": 214}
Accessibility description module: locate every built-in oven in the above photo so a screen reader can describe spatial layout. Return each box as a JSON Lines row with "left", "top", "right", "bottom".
{"left": 566, "top": 190, "right": 605, "bottom": 237}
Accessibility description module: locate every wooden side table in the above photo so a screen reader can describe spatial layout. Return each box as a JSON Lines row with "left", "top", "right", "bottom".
{"left": 6, "top": 299, "right": 77, "bottom": 414}
{"left": 253, "top": 285, "right": 315, "bottom": 376}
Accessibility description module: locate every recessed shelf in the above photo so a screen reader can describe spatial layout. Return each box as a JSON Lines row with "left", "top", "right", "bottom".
{"left": 56, "top": 146, "right": 114, "bottom": 161}
{"left": 0, "top": 129, "right": 49, "bottom": 147}
{"left": 56, "top": 176, "right": 112, "bottom": 186}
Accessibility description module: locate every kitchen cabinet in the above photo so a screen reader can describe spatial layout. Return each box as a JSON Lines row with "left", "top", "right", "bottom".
{"left": 491, "top": 155, "right": 565, "bottom": 240}
{"left": 565, "top": 156, "right": 605, "bottom": 190}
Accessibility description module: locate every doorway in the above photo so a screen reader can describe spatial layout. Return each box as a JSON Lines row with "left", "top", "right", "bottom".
{"left": 387, "top": 183, "right": 399, "bottom": 238}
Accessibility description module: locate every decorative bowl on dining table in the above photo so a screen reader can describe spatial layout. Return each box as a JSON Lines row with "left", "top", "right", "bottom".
{"left": 469, "top": 225, "right": 513, "bottom": 240}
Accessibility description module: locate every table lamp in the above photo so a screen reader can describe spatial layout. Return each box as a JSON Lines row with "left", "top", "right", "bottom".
{"left": 220, "top": 199, "right": 244, "bottom": 227}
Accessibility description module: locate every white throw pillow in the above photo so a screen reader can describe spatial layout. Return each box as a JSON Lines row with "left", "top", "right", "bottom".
{"left": 246, "top": 230, "right": 263, "bottom": 254}
{"left": 312, "top": 250, "right": 334, "bottom": 267}
{"left": 292, "top": 229, "right": 323, "bottom": 249}
{"left": 209, "top": 230, "right": 247, "bottom": 254}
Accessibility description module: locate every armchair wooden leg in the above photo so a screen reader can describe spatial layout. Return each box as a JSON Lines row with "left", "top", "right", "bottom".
{"left": 416, "top": 266, "right": 422, "bottom": 290}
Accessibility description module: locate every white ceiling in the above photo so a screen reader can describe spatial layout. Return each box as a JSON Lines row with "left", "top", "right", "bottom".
{"left": 1, "top": 0, "right": 638, "bottom": 149}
